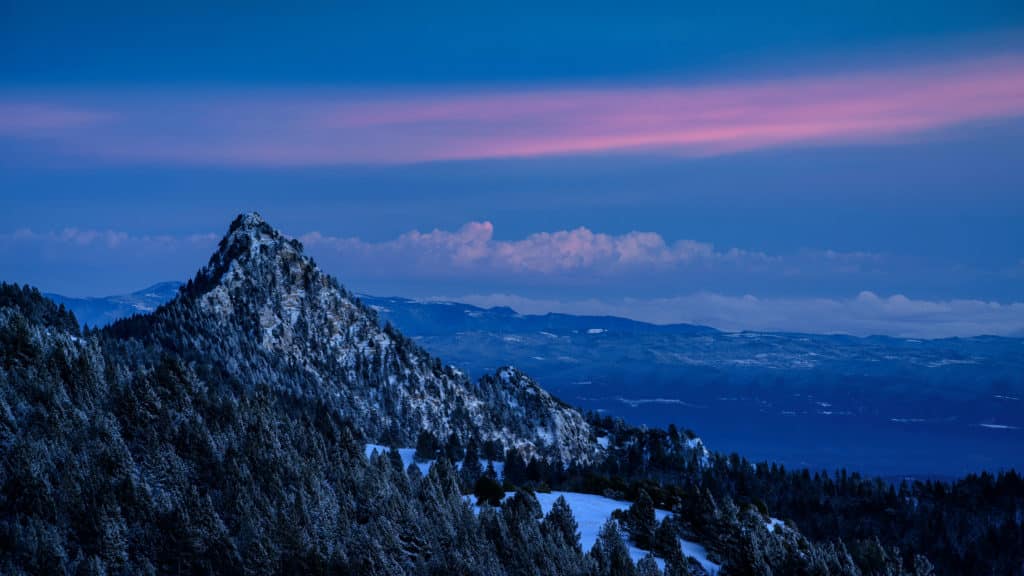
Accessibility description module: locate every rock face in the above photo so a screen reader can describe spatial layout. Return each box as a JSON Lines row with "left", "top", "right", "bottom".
{"left": 124, "top": 212, "right": 598, "bottom": 463}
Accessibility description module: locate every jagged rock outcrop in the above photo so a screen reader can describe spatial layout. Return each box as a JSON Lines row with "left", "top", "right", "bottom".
{"left": 110, "top": 212, "right": 599, "bottom": 463}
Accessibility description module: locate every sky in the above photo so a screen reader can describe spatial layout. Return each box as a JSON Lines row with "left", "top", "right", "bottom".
{"left": 1, "top": 1, "right": 1023, "bottom": 337}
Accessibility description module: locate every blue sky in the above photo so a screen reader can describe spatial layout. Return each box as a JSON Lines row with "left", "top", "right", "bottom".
{"left": 2, "top": 1, "right": 1023, "bottom": 337}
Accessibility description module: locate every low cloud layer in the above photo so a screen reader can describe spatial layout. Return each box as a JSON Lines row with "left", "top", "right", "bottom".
{"left": 2, "top": 228, "right": 218, "bottom": 250}
{"left": 300, "top": 222, "right": 776, "bottom": 276}
{"left": 450, "top": 292, "right": 1024, "bottom": 339}
{"left": 0, "top": 228, "right": 220, "bottom": 296}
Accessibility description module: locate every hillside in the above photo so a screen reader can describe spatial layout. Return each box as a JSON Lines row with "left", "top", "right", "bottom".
{"left": 45, "top": 280, "right": 1024, "bottom": 476}
{"left": 5, "top": 213, "right": 1022, "bottom": 575}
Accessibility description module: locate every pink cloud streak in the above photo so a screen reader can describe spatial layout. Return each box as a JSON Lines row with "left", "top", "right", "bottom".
{"left": 1, "top": 52, "right": 1023, "bottom": 165}
{"left": 0, "top": 103, "right": 109, "bottom": 134}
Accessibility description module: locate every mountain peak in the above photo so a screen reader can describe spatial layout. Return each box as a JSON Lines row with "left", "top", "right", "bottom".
{"left": 221, "top": 211, "right": 288, "bottom": 257}
{"left": 189, "top": 212, "right": 307, "bottom": 296}
{"left": 182, "top": 212, "right": 370, "bottom": 355}
{"left": 167, "top": 213, "right": 598, "bottom": 464}
{"left": 226, "top": 211, "right": 270, "bottom": 236}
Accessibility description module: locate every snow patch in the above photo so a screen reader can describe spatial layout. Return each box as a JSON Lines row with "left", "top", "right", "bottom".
{"left": 616, "top": 397, "right": 702, "bottom": 409}
{"left": 532, "top": 492, "right": 720, "bottom": 574}
{"left": 468, "top": 491, "right": 721, "bottom": 574}
{"left": 979, "top": 423, "right": 1020, "bottom": 430}
{"left": 364, "top": 444, "right": 505, "bottom": 478}
{"left": 925, "top": 358, "right": 977, "bottom": 368}
{"left": 364, "top": 444, "right": 431, "bottom": 477}
{"left": 678, "top": 539, "right": 720, "bottom": 574}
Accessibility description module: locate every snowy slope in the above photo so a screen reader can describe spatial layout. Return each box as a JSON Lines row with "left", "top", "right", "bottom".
{"left": 470, "top": 490, "right": 721, "bottom": 574}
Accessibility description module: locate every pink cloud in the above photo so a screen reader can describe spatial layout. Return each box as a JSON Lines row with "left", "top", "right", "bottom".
{"left": 1, "top": 52, "right": 1022, "bottom": 165}
{"left": 0, "top": 222, "right": 891, "bottom": 282}
{"left": 0, "top": 103, "right": 108, "bottom": 135}
{"left": 299, "top": 222, "right": 774, "bottom": 276}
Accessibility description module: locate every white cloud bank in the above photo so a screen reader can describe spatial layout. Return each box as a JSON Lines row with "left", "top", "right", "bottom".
{"left": 300, "top": 221, "right": 776, "bottom": 275}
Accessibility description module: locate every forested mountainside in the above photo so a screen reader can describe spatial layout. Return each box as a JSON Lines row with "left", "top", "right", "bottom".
{"left": 2, "top": 213, "right": 1022, "bottom": 575}
{"left": 47, "top": 282, "right": 1024, "bottom": 477}
{"left": 104, "top": 213, "right": 596, "bottom": 465}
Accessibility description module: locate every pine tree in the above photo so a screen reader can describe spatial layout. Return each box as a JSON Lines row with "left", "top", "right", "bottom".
{"left": 504, "top": 450, "right": 527, "bottom": 487}
{"left": 663, "top": 555, "right": 693, "bottom": 576}
{"left": 636, "top": 554, "right": 662, "bottom": 576}
{"left": 540, "top": 495, "right": 586, "bottom": 576}
{"left": 592, "top": 520, "right": 637, "bottom": 576}
{"left": 475, "top": 475, "right": 505, "bottom": 507}
{"left": 628, "top": 490, "right": 657, "bottom": 550}
{"left": 542, "top": 495, "right": 582, "bottom": 554}
{"left": 913, "top": 554, "right": 936, "bottom": 576}
{"left": 461, "top": 439, "right": 484, "bottom": 491}
{"left": 415, "top": 430, "right": 438, "bottom": 462}
{"left": 654, "top": 518, "right": 682, "bottom": 564}
{"left": 445, "top": 432, "right": 465, "bottom": 461}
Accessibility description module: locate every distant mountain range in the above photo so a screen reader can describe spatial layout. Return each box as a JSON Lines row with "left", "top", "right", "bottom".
{"left": 47, "top": 282, "right": 1024, "bottom": 381}
{"left": 43, "top": 271, "right": 1024, "bottom": 477}
{"left": 346, "top": 295, "right": 1024, "bottom": 477}
{"left": 45, "top": 281, "right": 182, "bottom": 328}
{"left": 357, "top": 294, "right": 1023, "bottom": 384}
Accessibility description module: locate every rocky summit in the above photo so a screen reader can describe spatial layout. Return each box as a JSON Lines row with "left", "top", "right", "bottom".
{"left": 112, "top": 212, "right": 600, "bottom": 464}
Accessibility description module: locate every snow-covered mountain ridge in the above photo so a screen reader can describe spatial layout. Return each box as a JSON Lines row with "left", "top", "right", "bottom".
{"left": 114, "top": 212, "right": 599, "bottom": 464}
